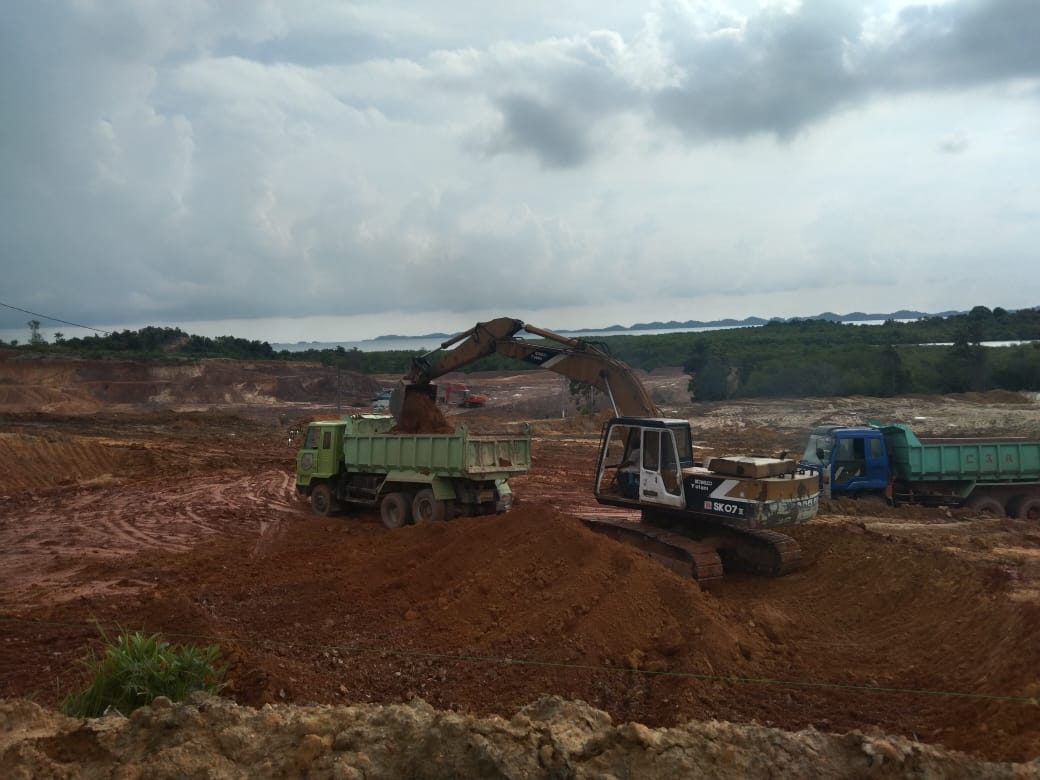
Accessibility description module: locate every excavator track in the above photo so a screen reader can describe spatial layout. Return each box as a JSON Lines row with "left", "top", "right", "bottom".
{"left": 580, "top": 517, "right": 725, "bottom": 586}
{"left": 701, "top": 526, "right": 803, "bottom": 577}
{"left": 584, "top": 515, "right": 803, "bottom": 583}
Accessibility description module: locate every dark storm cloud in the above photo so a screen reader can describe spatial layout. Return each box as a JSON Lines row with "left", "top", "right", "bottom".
{"left": 488, "top": 0, "right": 1040, "bottom": 166}
{"left": 655, "top": 0, "right": 1040, "bottom": 141}
{"left": 653, "top": 0, "right": 866, "bottom": 140}
{"left": 486, "top": 94, "right": 591, "bottom": 169}
{"left": 871, "top": 0, "right": 1040, "bottom": 88}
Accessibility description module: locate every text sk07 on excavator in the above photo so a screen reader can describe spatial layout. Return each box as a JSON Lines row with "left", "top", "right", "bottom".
{"left": 391, "top": 317, "right": 820, "bottom": 585}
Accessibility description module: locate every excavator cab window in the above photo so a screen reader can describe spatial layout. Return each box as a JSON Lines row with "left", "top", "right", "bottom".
{"left": 643, "top": 429, "right": 682, "bottom": 496}
{"left": 668, "top": 424, "right": 695, "bottom": 468}
{"left": 598, "top": 424, "right": 640, "bottom": 499}
{"left": 643, "top": 430, "right": 660, "bottom": 470}
{"left": 659, "top": 433, "right": 681, "bottom": 495}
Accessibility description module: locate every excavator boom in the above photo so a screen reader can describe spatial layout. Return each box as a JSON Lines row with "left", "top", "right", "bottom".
{"left": 394, "top": 317, "right": 661, "bottom": 418}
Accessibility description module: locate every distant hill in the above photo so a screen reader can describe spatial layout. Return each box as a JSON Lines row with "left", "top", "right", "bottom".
{"left": 560, "top": 309, "right": 961, "bottom": 334}
{"left": 274, "top": 309, "right": 971, "bottom": 351}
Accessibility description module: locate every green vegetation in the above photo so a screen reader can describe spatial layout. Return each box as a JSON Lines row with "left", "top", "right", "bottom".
{"left": 673, "top": 307, "right": 1040, "bottom": 400}
{"left": 4, "top": 305, "right": 1038, "bottom": 400}
{"left": 61, "top": 627, "right": 226, "bottom": 718}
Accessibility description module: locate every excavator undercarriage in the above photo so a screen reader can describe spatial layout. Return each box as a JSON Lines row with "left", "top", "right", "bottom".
{"left": 582, "top": 511, "right": 804, "bottom": 587}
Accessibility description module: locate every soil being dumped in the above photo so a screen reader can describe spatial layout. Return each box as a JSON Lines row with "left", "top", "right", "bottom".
{"left": 390, "top": 388, "right": 456, "bottom": 434}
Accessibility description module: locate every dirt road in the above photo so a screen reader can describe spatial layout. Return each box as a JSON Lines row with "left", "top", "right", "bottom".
{"left": 1, "top": 355, "right": 1039, "bottom": 763}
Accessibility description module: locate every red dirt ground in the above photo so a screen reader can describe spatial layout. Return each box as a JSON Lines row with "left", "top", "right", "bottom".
{"left": 1, "top": 353, "right": 1039, "bottom": 762}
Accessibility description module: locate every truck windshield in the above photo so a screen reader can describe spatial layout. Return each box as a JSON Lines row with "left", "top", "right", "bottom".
{"left": 801, "top": 433, "right": 833, "bottom": 466}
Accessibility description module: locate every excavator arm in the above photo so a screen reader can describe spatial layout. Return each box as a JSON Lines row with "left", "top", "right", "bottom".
{"left": 393, "top": 316, "right": 662, "bottom": 418}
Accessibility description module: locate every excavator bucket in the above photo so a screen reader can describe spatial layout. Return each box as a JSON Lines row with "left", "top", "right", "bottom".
{"left": 389, "top": 382, "right": 437, "bottom": 420}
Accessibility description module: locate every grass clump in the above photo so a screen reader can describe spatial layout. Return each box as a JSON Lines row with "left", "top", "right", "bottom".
{"left": 61, "top": 626, "right": 227, "bottom": 717}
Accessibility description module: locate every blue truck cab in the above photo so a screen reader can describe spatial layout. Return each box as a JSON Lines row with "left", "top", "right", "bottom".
{"left": 801, "top": 425, "right": 891, "bottom": 499}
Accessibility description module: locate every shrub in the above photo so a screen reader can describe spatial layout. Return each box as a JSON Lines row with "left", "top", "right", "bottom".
{"left": 61, "top": 627, "right": 227, "bottom": 717}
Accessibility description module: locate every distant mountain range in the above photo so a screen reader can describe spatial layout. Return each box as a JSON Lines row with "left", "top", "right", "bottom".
{"left": 274, "top": 309, "right": 969, "bottom": 351}
{"left": 373, "top": 309, "right": 961, "bottom": 340}
{"left": 564, "top": 309, "right": 969, "bottom": 334}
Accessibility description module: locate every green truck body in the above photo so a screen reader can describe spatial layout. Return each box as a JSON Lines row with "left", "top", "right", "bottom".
{"left": 882, "top": 423, "right": 1040, "bottom": 484}
{"left": 295, "top": 415, "right": 532, "bottom": 526}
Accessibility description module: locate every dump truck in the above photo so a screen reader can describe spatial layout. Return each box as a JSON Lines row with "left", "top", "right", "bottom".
{"left": 800, "top": 422, "right": 1040, "bottom": 518}
{"left": 391, "top": 317, "right": 820, "bottom": 584}
{"left": 440, "top": 383, "right": 487, "bottom": 407}
{"left": 295, "top": 414, "right": 531, "bottom": 527}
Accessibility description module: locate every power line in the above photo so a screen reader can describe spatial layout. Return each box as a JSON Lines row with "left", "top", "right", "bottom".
{"left": 3, "top": 616, "right": 1036, "bottom": 705}
{"left": 0, "top": 300, "right": 111, "bottom": 335}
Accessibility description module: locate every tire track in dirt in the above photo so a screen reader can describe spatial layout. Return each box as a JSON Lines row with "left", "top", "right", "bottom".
{"left": 0, "top": 469, "right": 299, "bottom": 610}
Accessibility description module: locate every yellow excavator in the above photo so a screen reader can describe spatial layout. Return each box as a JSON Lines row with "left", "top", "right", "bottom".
{"left": 391, "top": 317, "right": 819, "bottom": 585}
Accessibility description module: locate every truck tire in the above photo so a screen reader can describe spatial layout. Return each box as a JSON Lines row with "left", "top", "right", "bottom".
{"left": 966, "top": 495, "right": 1006, "bottom": 516}
{"left": 412, "top": 489, "right": 449, "bottom": 522}
{"left": 1009, "top": 495, "right": 1040, "bottom": 521}
{"left": 380, "top": 492, "right": 412, "bottom": 529}
{"left": 310, "top": 483, "right": 336, "bottom": 517}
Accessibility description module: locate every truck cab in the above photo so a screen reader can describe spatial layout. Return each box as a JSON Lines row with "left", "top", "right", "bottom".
{"left": 801, "top": 425, "right": 890, "bottom": 499}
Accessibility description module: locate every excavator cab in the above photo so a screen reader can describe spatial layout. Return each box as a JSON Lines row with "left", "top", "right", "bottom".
{"left": 596, "top": 418, "right": 688, "bottom": 509}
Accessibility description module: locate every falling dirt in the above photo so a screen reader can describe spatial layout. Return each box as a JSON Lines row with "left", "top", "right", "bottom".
{"left": 1, "top": 352, "right": 1040, "bottom": 773}
{"left": 389, "top": 388, "right": 455, "bottom": 434}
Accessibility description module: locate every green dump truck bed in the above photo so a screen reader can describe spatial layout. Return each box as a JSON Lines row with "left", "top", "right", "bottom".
{"left": 881, "top": 423, "right": 1040, "bottom": 483}
{"left": 340, "top": 418, "right": 531, "bottom": 478}
{"left": 296, "top": 415, "right": 531, "bottom": 487}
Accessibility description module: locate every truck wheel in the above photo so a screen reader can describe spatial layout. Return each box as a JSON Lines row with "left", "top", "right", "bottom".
{"left": 380, "top": 492, "right": 412, "bottom": 529}
{"left": 966, "top": 495, "right": 1006, "bottom": 516}
{"left": 311, "top": 484, "right": 336, "bottom": 517}
{"left": 1009, "top": 496, "right": 1040, "bottom": 521}
{"left": 412, "top": 489, "right": 449, "bottom": 522}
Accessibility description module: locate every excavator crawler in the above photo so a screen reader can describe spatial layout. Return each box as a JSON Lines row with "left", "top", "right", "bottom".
{"left": 391, "top": 317, "right": 819, "bottom": 584}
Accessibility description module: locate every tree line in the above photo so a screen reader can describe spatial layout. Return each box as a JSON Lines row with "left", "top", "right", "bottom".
{"left": 3, "top": 306, "right": 1038, "bottom": 399}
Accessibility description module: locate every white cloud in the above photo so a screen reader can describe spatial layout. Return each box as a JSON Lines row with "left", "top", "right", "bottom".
{"left": 1, "top": 0, "right": 1038, "bottom": 344}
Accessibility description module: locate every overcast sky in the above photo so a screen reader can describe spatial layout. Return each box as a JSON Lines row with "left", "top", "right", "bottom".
{"left": 2, "top": 0, "right": 1038, "bottom": 343}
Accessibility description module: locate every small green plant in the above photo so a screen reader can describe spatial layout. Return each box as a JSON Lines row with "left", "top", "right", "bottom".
{"left": 61, "top": 626, "right": 227, "bottom": 717}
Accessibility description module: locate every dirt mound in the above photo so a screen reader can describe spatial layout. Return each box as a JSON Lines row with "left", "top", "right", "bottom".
{"left": 4, "top": 694, "right": 1036, "bottom": 779}
{"left": 155, "top": 503, "right": 765, "bottom": 714}
{"left": 313, "top": 505, "right": 753, "bottom": 672}
{"left": 0, "top": 431, "right": 157, "bottom": 493}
